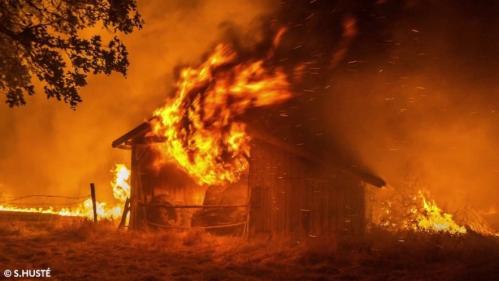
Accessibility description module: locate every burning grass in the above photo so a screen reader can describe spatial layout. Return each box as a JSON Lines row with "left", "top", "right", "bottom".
{"left": 371, "top": 185, "right": 497, "bottom": 236}
{"left": 1, "top": 216, "right": 498, "bottom": 281}
{"left": 0, "top": 163, "right": 131, "bottom": 220}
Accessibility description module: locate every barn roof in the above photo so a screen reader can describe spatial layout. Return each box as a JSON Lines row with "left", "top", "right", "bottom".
{"left": 111, "top": 118, "right": 166, "bottom": 149}
{"left": 111, "top": 121, "right": 386, "bottom": 188}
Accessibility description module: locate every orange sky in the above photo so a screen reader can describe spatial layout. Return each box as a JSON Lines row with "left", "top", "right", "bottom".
{"left": 0, "top": 0, "right": 276, "bottom": 201}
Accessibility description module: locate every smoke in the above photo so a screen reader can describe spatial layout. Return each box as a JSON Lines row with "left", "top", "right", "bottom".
{"left": 236, "top": 0, "right": 499, "bottom": 224}
{"left": 0, "top": 0, "right": 497, "bottom": 228}
{"left": 316, "top": 0, "right": 499, "bottom": 217}
{"left": 0, "top": 0, "right": 277, "bottom": 201}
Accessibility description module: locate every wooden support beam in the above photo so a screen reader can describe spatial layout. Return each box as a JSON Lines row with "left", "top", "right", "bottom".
{"left": 90, "top": 183, "right": 97, "bottom": 223}
{"left": 118, "top": 197, "right": 131, "bottom": 229}
{"left": 244, "top": 172, "right": 252, "bottom": 239}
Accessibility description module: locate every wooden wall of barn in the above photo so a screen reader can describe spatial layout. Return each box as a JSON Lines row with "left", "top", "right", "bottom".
{"left": 129, "top": 144, "right": 147, "bottom": 230}
{"left": 248, "top": 139, "right": 366, "bottom": 238}
{"left": 129, "top": 143, "right": 207, "bottom": 229}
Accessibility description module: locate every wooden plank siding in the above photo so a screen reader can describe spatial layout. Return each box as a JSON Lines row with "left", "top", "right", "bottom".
{"left": 248, "top": 139, "right": 366, "bottom": 239}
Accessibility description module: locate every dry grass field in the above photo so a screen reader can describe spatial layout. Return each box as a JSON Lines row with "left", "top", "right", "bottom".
{"left": 1, "top": 212, "right": 498, "bottom": 281}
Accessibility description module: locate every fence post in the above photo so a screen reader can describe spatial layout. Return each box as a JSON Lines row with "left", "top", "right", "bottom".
{"left": 90, "top": 183, "right": 97, "bottom": 223}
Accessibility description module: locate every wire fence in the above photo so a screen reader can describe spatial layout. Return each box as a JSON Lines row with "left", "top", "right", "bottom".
{"left": 0, "top": 194, "right": 90, "bottom": 207}
{"left": 0, "top": 194, "right": 247, "bottom": 232}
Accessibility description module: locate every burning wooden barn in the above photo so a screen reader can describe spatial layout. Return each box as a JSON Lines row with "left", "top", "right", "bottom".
{"left": 110, "top": 40, "right": 387, "bottom": 239}
{"left": 112, "top": 116, "right": 385, "bottom": 238}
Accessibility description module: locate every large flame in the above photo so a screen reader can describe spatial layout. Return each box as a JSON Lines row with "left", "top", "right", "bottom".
{"left": 111, "top": 163, "right": 131, "bottom": 202}
{"left": 374, "top": 190, "right": 468, "bottom": 235}
{"left": 152, "top": 43, "right": 291, "bottom": 185}
{"left": 414, "top": 192, "right": 467, "bottom": 234}
{"left": 0, "top": 163, "right": 131, "bottom": 220}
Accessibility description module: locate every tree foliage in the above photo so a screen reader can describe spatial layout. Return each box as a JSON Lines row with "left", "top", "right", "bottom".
{"left": 0, "top": 0, "right": 142, "bottom": 108}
